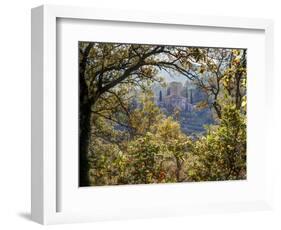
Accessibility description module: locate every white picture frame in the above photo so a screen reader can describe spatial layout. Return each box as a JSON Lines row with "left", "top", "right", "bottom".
{"left": 31, "top": 4, "right": 274, "bottom": 225}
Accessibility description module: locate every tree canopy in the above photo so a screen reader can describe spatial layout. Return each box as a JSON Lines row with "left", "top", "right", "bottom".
{"left": 79, "top": 42, "right": 247, "bottom": 186}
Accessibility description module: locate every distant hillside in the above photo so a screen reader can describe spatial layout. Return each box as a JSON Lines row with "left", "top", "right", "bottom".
{"left": 152, "top": 80, "right": 214, "bottom": 136}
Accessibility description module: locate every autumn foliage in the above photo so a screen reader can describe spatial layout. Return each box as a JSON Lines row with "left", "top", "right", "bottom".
{"left": 79, "top": 42, "right": 247, "bottom": 186}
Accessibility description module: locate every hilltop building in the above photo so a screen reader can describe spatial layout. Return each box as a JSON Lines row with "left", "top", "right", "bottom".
{"left": 157, "top": 82, "right": 193, "bottom": 112}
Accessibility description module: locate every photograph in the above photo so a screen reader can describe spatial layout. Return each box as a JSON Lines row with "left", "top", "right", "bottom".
{"left": 79, "top": 42, "right": 247, "bottom": 187}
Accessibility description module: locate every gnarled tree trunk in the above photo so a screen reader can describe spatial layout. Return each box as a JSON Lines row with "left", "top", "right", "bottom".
{"left": 79, "top": 43, "right": 93, "bottom": 186}
{"left": 79, "top": 99, "right": 91, "bottom": 186}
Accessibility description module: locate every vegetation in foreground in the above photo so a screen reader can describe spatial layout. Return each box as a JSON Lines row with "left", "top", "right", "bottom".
{"left": 79, "top": 43, "right": 247, "bottom": 186}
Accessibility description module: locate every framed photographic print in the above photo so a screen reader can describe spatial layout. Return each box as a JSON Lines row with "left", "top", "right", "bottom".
{"left": 31, "top": 5, "right": 274, "bottom": 225}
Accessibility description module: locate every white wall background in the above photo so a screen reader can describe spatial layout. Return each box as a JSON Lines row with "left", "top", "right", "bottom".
{"left": 0, "top": 0, "right": 280, "bottom": 229}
